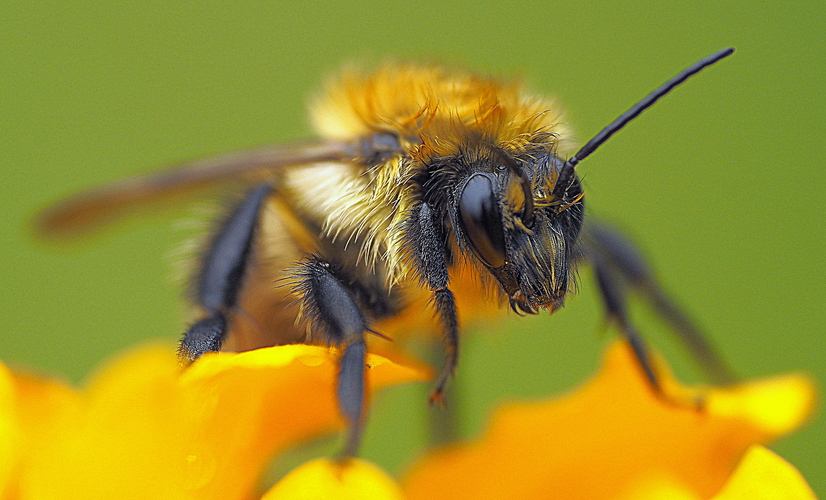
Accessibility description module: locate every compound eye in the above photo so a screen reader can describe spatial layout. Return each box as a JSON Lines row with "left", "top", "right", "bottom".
{"left": 458, "top": 174, "right": 507, "bottom": 268}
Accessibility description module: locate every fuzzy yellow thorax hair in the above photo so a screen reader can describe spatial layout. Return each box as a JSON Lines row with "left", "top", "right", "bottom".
{"left": 300, "top": 63, "right": 572, "bottom": 286}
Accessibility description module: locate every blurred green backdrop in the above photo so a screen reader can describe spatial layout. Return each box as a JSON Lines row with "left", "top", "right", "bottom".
{"left": 2, "top": 0, "right": 824, "bottom": 493}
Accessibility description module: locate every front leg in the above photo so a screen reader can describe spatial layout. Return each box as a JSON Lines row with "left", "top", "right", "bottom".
{"left": 590, "top": 251, "right": 661, "bottom": 392}
{"left": 407, "top": 202, "right": 459, "bottom": 404}
{"left": 291, "top": 256, "right": 370, "bottom": 458}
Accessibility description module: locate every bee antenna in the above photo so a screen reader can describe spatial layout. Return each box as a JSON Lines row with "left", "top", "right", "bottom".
{"left": 553, "top": 47, "right": 734, "bottom": 200}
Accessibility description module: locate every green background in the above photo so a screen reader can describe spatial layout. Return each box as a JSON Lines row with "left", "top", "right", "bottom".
{"left": 2, "top": 0, "right": 824, "bottom": 493}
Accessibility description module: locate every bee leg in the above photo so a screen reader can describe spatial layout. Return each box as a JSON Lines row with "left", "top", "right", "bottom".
{"left": 178, "top": 313, "right": 227, "bottom": 361}
{"left": 409, "top": 203, "right": 459, "bottom": 405}
{"left": 430, "top": 288, "right": 458, "bottom": 405}
{"left": 292, "top": 257, "right": 370, "bottom": 458}
{"left": 590, "top": 253, "right": 661, "bottom": 392}
{"left": 178, "top": 183, "right": 273, "bottom": 362}
{"left": 584, "top": 222, "right": 735, "bottom": 385}
{"left": 337, "top": 337, "right": 367, "bottom": 458}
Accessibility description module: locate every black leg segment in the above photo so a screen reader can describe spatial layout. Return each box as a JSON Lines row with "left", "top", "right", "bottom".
{"left": 197, "top": 183, "right": 272, "bottom": 311}
{"left": 591, "top": 254, "right": 661, "bottom": 391}
{"left": 291, "top": 256, "right": 371, "bottom": 457}
{"left": 178, "top": 313, "right": 227, "bottom": 362}
{"left": 291, "top": 257, "right": 369, "bottom": 346}
{"left": 178, "top": 183, "right": 272, "bottom": 361}
{"left": 338, "top": 338, "right": 367, "bottom": 457}
{"left": 584, "top": 221, "right": 735, "bottom": 385}
{"left": 407, "top": 202, "right": 459, "bottom": 404}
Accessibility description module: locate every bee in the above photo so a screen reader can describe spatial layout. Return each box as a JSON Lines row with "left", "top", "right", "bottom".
{"left": 39, "top": 48, "right": 735, "bottom": 456}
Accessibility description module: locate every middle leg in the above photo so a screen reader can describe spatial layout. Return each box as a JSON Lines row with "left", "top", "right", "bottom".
{"left": 290, "top": 256, "right": 372, "bottom": 458}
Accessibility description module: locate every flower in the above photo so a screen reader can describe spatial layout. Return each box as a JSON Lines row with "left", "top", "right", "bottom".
{"left": 262, "top": 458, "right": 405, "bottom": 500}
{"left": 261, "top": 442, "right": 817, "bottom": 500}
{"left": 401, "top": 340, "right": 817, "bottom": 500}
{"left": 0, "top": 343, "right": 426, "bottom": 499}
{"left": 0, "top": 339, "right": 816, "bottom": 499}
{"left": 713, "top": 445, "right": 817, "bottom": 500}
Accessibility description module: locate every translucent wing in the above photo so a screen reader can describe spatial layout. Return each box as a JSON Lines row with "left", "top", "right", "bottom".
{"left": 37, "top": 139, "right": 356, "bottom": 237}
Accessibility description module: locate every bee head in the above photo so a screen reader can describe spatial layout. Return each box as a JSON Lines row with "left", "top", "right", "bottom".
{"left": 433, "top": 48, "right": 735, "bottom": 314}
{"left": 453, "top": 149, "right": 584, "bottom": 314}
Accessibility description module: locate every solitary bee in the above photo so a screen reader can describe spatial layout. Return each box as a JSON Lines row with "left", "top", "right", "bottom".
{"left": 39, "top": 48, "right": 735, "bottom": 456}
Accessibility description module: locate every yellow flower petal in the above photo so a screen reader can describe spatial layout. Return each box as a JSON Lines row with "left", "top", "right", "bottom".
{"left": 262, "top": 458, "right": 405, "bottom": 500}
{"left": 7, "top": 343, "right": 425, "bottom": 500}
{"left": 706, "top": 374, "right": 817, "bottom": 436}
{"left": 17, "top": 345, "right": 195, "bottom": 500}
{"left": 403, "top": 340, "right": 817, "bottom": 500}
{"left": 711, "top": 445, "right": 816, "bottom": 500}
{"left": 0, "top": 368, "right": 80, "bottom": 499}
{"left": 0, "top": 363, "right": 21, "bottom": 498}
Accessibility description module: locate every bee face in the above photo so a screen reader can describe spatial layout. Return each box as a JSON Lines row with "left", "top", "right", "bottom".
{"left": 446, "top": 148, "right": 585, "bottom": 314}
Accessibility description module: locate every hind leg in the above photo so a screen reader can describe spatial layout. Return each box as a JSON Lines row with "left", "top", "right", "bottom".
{"left": 179, "top": 184, "right": 273, "bottom": 361}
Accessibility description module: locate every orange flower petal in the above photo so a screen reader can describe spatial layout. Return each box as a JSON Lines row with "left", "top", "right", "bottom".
{"left": 179, "top": 344, "right": 427, "bottom": 499}
{"left": 403, "top": 340, "right": 816, "bottom": 500}
{"left": 711, "top": 445, "right": 816, "bottom": 500}
{"left": 262, "top": 458, "right": 405, "bottom": 500}
{"left": 7, "top": 343, "right": 425, "bottom": 500}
